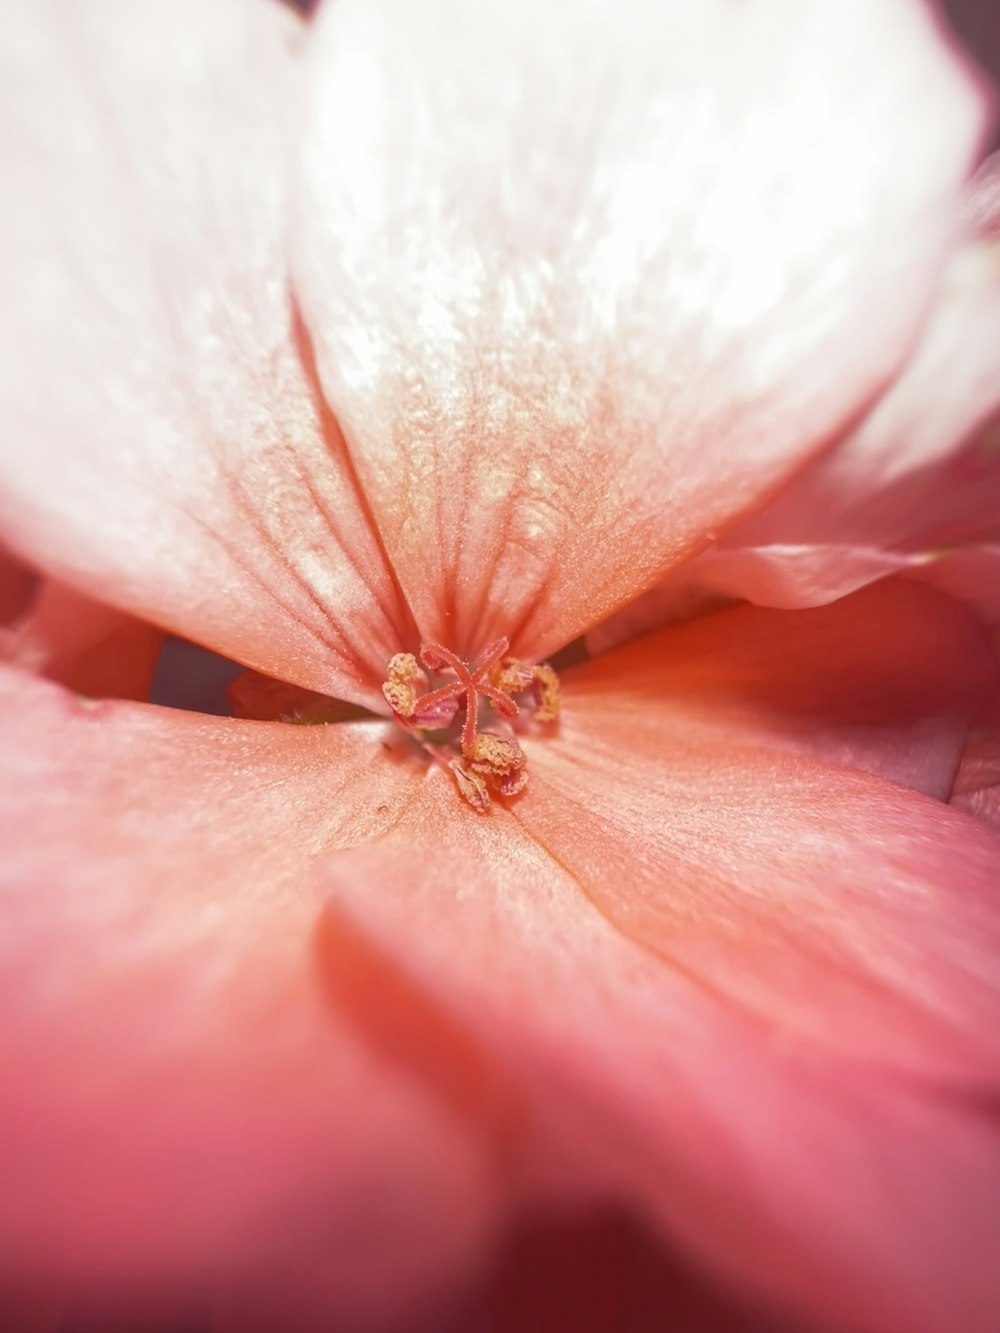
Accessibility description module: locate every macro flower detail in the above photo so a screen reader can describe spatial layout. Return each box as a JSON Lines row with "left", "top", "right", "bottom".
{"left": 1, "top": 1, "right": 1000, "bottom": 1332}
{"left": 381, "top": 637, "right": 559, "bottom": 809}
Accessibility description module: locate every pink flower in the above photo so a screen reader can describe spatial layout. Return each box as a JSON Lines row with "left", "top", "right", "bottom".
{"left": 1, "top": 1, "right": 1000, "bottom": 1330}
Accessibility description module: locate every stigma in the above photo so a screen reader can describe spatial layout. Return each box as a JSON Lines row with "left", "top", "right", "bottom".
{"left": 381, "top": 636, "right": 561, "bottom": 812}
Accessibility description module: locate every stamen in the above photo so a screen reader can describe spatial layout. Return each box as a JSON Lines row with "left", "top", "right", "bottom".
{"left": 530, "top": 663, "right": 561, "bottom": 722}
{"left": 466, "top": 732, "right": 528, "bottom": 797}
{"left": 380, "top": 637, "right": 560, "bottom": 812}
{"left": 492, "top": 658, "right": 562, "bottom": 722}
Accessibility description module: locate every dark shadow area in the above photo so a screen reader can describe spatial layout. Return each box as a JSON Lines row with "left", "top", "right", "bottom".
{"left": 149, "top": 636, "right": 245, "bottom": 716}
{"left": 442, "top": 1208, "right": 806, "bottom": 1333}
{"left": 942, "top": 0, "right": 1000, "bottom": 150}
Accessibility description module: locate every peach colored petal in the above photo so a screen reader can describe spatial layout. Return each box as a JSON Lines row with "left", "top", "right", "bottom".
{"left": 0, "top": 668, "right": 496, "bottom": 1321}
{"left": 732, "top": 236, "right": 1000, "bottom": 555}
{"left": 321, "top": 582, "right": 1000, "bottom": 1329}
{"left": 294, "top": 0, "right": 985, "bottom": 662}
{"left": 520, "top": 633, "right": 1000, "bottom": 1076}
{"left": 1, "top": 578, "right": 161, "bottom": 702}
{"left": 587, "top": 543, "right": 916, "bottom": 653}
{"left": 323, "top": 754, "right": 1000, "bottom": 1332}
{"left": 674, "top": 542, "right": 918, "bottom": 610}
{"left": 0, "top": 0, "right": 412, "bottom": 709}
{"left": 576, "top": 580, "right": 997, "bottom": 804}
{"left": 589, "top": 543, "right": 1000, "bottom": 657}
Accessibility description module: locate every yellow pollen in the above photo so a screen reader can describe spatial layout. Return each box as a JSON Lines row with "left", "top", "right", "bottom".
{"left": 531, "top": 663, "right": 561, "bottom": 721}
{"left": 466, "top": 731, "right": 525, "bottom": 775}
{"left": 381, "top": 652, "right": 424, "bottom": 718}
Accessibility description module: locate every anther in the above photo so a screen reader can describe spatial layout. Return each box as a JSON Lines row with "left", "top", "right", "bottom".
{"left": 381, "top": 653, "right": 424, "bottom": 719}
{"left": 492, "top": 658, "right": 561, "bottom": 723}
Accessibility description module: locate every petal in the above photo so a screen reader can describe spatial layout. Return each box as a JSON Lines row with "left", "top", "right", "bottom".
{"left": 636, "top": 224, "right": 1000, "bottom": 620}
{"left": 587, "top": 543, "right": 916, "bottom": 652}
{"left": 951, "top": 629, "right": 1000, "bottom": 832}
{"left": 294, "top": 0, "right": 985, "bottom": 661}
{"left": 0, "top": 0, "right": 411, "bottom": 708}
{"left": 906, "top": 543, "right": 1000, "bottom": 625}
{"left": 733, "top": 235, "right": 1000, "bottom": 555}
{"left": 520, "top": 595, "right": 1000, "bottom": 1072}
{"left": 966, "top": 148, "right": 1000, "bottom": 238}
{"left": 447, "top": 1210, "right": 792, "bottom": 1333}
{"left": 0, "top": 668, "right": 495, "bottom": 1320}
{"left": 589, "top": 543, "right": 1000, "bottom": 656}
{"left": 321, "top": 629, "right": 1000, "bottom": 1331}
{"left": 576, "top": 580, "right": 997, "bottom": 803}
{"left": 1, "top": 578, "right": 161, "bottom": 702}
{"left": 0, "top": 543, "right": 36, "bottom": 626}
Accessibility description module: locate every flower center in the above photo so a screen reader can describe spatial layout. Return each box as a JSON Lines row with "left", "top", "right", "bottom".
{"left": 381, "top": 636, "right": 561, "bottom": 812}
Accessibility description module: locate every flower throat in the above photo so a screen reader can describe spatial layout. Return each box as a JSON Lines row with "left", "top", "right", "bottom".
{"left": 381, "top": 637, "right": 560, "bottom": 812}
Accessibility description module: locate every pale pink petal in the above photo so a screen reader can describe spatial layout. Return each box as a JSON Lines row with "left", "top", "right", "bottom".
{"left": 1, "top": 578, "right": 161, "bottom": 701}
{"left": 590, "top": 542, "right": 1000, "bottom": 657}
{"left": 674, "top": 543, "right": 918, "bottom": 610}
{"left": 587, "top": 543, "right": 915, "bottom": 653}
{"left": 0, "top": 1, "right": 411, "bottom": 709}
{"left": 0, "top": 668, "right": 496, "bottom": 1320}
{"left": 624, "top": 220, "right": 1000, "bottom": 625}
{"left": 732, "top": 236, "right": 1000, "bottom": 555}
{"left": 966, "top": 147, "right": 1000, "bottom": 237}
{"left": 294, "top": 0, "right": 985, "bottom": 662}
{"left": 322, "top": 640, "right": 1000, "bottom": 1331}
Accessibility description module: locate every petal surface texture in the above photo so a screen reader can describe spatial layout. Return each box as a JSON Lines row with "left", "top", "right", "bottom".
{"left": 324, "top": 584, "right": 1000, "bottom": 1333}
{"left": 294, "top": 0, "right": 984, "bottom": 660}
{"left": 568, "top": 580, "right": 995, "bottom": 805}
{"left": 0, "top": 0, "right": 412, "bottom": 708}
{"left": 732, "top": 236, "right": 1000, "bottom": 558}
{"left": 617, "top": 226, "right": 1000, "bottom": 627}
{"left": 0, "top": 670, "right": 495, "bottom": 1322}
